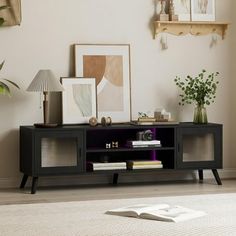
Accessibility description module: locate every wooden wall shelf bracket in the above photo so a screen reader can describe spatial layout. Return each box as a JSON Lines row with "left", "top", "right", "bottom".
{"left": 154, "top": 21, "right": 229, "bottom": 39}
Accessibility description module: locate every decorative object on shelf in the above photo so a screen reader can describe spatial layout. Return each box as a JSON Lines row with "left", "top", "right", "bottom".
{"left": 159, "top": 109, "right": 171, "bottom": 121}
{"left": 89, "top": 116, "right": 98, "bottom": 127}
{"left": 0, "top": 61, "right": 19, "bottom": 96}
{"left": 0, "top": 0, "right": 21, "bottom": 26}
{"left": 136, "top": 130, "right": 154, "bottom": 141}
{"left": 27, "top": 70, "right": 64, "bottom": 128}
{"left": 169, "top": 0, "right": 178, "bottom": 21}
{"left": 112, "top": 141, "right": 119, "bottom": 148}
{"left": 105, "top": 143, "right": 111, "bottom": 149}
{"left": 154, "top": 109, "right": 162, "bottom": 121}
{"left": 173, "top": 0, "right": 191, "bottom": 21}
{"left": 191, "top": 0, "right": 215, "bottom": 21}
{"left": 157, "top": 0, "right": 169, "bottom": 21}
{"left": 174, "top": 69, "right": 219, "bottom": 124}
{"left": 74, "top": 44, "right": 131, "bottom": 123}
{"left": 101, "top": 116, "right": 112, "bottom": 126}
{"left": 61, "top": 78, "right": 97, "bottom": 124}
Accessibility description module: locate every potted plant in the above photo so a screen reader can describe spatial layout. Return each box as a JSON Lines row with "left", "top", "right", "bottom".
{"left": 0, "top": 61, "right": 20, "bottom": 96}
{"left": 0, "top": 6, "right": 20, "bottom": 96}
{"left": 174, "top": 69, "right": 219, "bottom": 123}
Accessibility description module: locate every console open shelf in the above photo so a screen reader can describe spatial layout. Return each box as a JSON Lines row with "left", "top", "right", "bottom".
{"left": 154, "top": 21, "right": 229, "bottom": 39}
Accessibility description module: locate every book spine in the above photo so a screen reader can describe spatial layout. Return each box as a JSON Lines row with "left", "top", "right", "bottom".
{"left": 93, "top": 166, "right": 127, "bottom": 170}
{"left": 130, "top": 144, "right": 162, "bottom": 148}
{"left": 127, "top": 140, "right": 161, "bottom": 145}
{"left": 129, "top": 164, "right": 163, "bottom": 170}
{"left": 138, "top": 118, "right": 156, "bottom": 122}
{"left": 129, "top": 161, "right": 162, "bottom": 166}
{"left": 91, "top": 162, "right": 127, "bottom": 167}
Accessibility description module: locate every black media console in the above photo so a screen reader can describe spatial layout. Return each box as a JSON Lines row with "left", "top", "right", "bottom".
{"left": 19, "top": 122, "right": 222, "bottom": 194}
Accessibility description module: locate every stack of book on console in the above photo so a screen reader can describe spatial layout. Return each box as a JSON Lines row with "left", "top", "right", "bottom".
{"left": 87, "top": 162, "right": 127, "bottom": 171}
{"left": 127, "top": 140, "right": 161, "bottom": 148}
{"left": 127, "top": 160, "right": 163, "bottom": 170}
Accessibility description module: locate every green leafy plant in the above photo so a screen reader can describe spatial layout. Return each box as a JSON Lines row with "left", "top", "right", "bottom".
{"left": 174, "top": 70, "right": 219, "bottom": 106}
{"left": 0, "top": 61, "right": 20, "bottom": 96}
{"left": 0, "top": 6, "right": 20, "bottom": 96}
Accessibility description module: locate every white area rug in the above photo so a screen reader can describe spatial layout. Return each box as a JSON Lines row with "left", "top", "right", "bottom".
{"left": 1, "top": 193, "right": 236, "bottom": 236}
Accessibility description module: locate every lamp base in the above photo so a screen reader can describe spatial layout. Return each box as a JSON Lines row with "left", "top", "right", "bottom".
{"left": 34, "top": 123, "right": 58, "bottom": 128}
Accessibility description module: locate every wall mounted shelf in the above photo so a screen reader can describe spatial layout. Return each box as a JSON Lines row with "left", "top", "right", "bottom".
{"left": 154, "top": 21, "right": 229, "bottom": 39}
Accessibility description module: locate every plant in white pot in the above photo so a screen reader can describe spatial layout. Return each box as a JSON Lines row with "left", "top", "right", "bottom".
{"left": 0, "top": 6, "right": 20, "bottom": 96}
{"left": 174, "top": 69, "right": 219, "bottom": 124}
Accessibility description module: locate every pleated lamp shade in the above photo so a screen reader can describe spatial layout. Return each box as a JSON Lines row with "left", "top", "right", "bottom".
{"left": 27, "top": 70, "right": 64, "bottom": 92}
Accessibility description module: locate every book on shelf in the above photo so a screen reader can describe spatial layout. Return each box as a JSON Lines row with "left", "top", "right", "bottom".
{"left": 106, "top": 204, "right": 206, "bottom": 223}
{"left": 86, "top": 162, "right": 127, "bottom": 171}
{"left": 129, "top": 144, "right": 161, "bottom": 148}
{"left": 127, "top": 140, "right": 161, "bottom": 145}
{"left": 127, "top": 160, "right": 163, "bottom": 170}
{"left": 92, "top": 166, "right": 127, "bottom": 171}
{"left": 127, "top": 140, "right": 162, "bottom": 148}
{"left": 127, "top": 160, "right": 162, "bottom": 165}
{"left": 88, "top": 162, "right": 127, "bottom": 168}
{"left": 138, "top": 117, "right": 156, "bottom": 122}
{"left": 128, "top": 164, "right": 163, "bottom": 170}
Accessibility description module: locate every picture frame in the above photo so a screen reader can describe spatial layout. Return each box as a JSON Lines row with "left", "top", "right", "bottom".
{"left": 190, "top": 0, "right": 215, "bottom": 21}
{"left": 173, "top": 0, "right": 191, "bottom": 21}
{"left": 62, "top": 78, "right": 97, "bottom": 124}
{"left": 0, "top": 0, "right": 22, "bottom": 26}
{"left": 74, "top": 44, "right": 131, "bottom": 123}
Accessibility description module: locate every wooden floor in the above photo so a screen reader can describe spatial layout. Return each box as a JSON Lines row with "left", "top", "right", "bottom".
{"left": 0, "top": 179, "right": 236, "bottom": 205}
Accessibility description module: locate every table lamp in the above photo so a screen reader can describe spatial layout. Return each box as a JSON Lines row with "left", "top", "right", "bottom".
{"left": 27, "top": 70, "right": 64, "bottom": 127}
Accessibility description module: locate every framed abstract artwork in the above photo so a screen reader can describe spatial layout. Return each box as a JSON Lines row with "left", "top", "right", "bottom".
{"left": 62, "top": 78, "right": 97, "bottom": 124}
{"left": 0, "top": 0, "right": 22, "bottom": 26}
{"left": 191, "top": 0, "right": 215, "bottom": 21}
{"left": 74, "top": 44, "right": 131, "bottom": 123}
{"left": 173, "top": 0, "right": 191, "bottom": 21}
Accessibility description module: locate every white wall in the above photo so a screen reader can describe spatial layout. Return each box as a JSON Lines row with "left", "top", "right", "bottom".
{"left": 0, "top": 0, "right": 235, "bottom": 186}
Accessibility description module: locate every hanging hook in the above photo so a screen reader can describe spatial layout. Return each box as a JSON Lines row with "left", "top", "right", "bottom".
{"left": 160, "top": 33, "right": 168, "bottom": 50}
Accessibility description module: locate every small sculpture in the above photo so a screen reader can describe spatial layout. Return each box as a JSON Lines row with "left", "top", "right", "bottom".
{"left": 157, "top": 0, "right": 169, "bottom": 21}
{"left": 112, "top": 141, "right": 119, "bottom": 148}
{"left": 101, "top": 117, "right": 112, "bottom": 126}
{"left": 89, "top": 117, "right": 98, "bottom": 127}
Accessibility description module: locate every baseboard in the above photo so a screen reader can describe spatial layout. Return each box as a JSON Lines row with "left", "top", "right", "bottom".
{"left": 1, "top": 168, "right": 236, "bottom": 189}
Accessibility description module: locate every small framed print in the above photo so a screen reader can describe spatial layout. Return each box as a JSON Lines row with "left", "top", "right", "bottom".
{"left": 74, "top": 44, "right": 131, "bottom": 123}
{"left": 62, "top": 78, "right": 97, "bottom": 124}
{"left": 191, "top": 0, "right": 215, "bottom": 21}
{"left": 173, "top": 0, "right": 191, "bottom": 21}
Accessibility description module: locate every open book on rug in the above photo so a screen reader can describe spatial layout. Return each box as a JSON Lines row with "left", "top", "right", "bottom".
{"left": 106, "top": 204, "right": 206, "bottom": 223}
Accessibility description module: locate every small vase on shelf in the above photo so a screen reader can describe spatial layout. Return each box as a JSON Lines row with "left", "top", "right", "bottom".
{"left": 193, "top": 104, "right": 208, "bottom": 124}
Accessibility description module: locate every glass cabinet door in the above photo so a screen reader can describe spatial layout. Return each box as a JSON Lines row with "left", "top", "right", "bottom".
{"left": 35, "top": 131, "right": 84, "bottom": 175}
{"left": 177, "top": 124, "right": 222, "bottom": 169}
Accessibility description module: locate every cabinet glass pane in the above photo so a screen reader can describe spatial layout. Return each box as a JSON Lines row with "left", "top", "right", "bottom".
{"left": 41, "top": 138, "right": 77, "bottom": 167}
{"left": 183, "top": 134, "right": 214, "bottom": 162}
